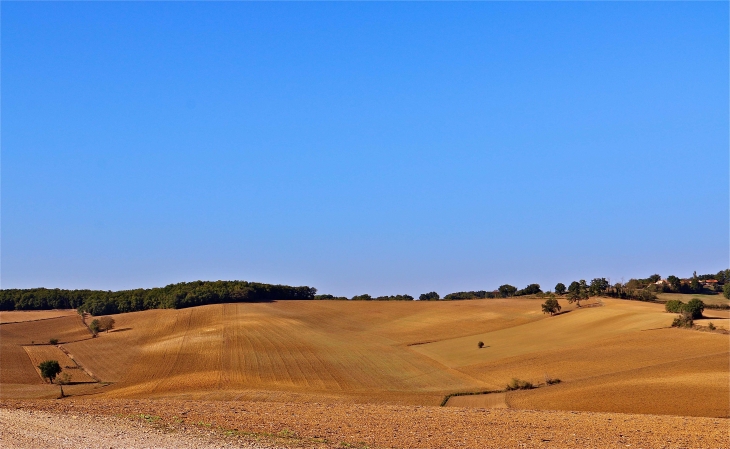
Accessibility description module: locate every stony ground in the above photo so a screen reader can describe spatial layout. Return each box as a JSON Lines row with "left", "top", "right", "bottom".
{"left": 2, "top": 399, "right": 728, "bottom": 449}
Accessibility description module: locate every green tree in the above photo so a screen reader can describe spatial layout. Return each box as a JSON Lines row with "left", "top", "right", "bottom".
{"left": 89, "top": 319, "right": 100, "bottom": 336}
{"left": 724, "top": 283, "right": 730, "bottom": 300}
{"left": 38, "top": 360, "right": 62, "bottom": 384}
{"left": 419, "top": 292, "right": 440, "bottom": 301}
{"left": 351, "top": 294, "right": 372, "bottom": 301}
{"left": 667, "top": 275, "right": 681, "bottom": 292}
{"left": 541, "top": 297, "right": 561, "bottom": 316}
{"left": 664, "top": 300, "right": 684, "bottom": 313}
{"left": 648, "top": 274, "right": 661, "bottom": 283}
{"left": 567, "top": 280, "right": 589, "bottom": 306}
{"left": 589, "top": 278, "right": 609, "bottom": 296}
{"left": 683, "top": 299, "right": 705, "bottom": 319}
{"left": 554, "top": 283, "right": 566, "bottom": 295}
{"left": 498, "top": 284, "right": 517, "bottom": 297}
{"left": 689, "top": 278, "right": 702, "bottom": 294}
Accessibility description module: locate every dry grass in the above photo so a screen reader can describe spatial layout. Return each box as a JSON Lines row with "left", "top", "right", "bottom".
{"left": 0, "top": 310, "right": 76, "bottom": 324}
{"left": 656, "top": 292, "right": 730, "bottom": 307}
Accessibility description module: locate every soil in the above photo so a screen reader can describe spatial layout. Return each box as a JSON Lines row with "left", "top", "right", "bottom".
{"left": 2, "top": 399, "right": 727, "bottom": 449}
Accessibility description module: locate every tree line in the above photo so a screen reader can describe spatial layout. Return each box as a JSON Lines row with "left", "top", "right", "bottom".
{"left": 0, "top": 280, "right": 317, "bottom": 315}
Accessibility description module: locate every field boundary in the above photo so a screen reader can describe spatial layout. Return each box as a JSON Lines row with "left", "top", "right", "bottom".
{"left": 0, "top": 315, "right": 76, "bottom": 326}
{"left": 58, "top": 345, "right": 101, "bottom": 382}
{"left": 440, "top": 389, "right": 503, "bottom": 406}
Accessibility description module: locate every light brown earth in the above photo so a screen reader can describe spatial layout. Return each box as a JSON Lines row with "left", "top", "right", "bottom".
{"left": 2, "top": 298, "right": 728, "bottom": 428}
{"left": 0, "top": 310, "right": 76, "bottom": 324}
{"left": 1, "top": 399, "right": 728, "bottom": 449}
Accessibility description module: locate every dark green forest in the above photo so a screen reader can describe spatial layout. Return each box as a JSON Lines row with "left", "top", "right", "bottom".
{"left": 0, "top": 281, "right": 316, "bottom": 315}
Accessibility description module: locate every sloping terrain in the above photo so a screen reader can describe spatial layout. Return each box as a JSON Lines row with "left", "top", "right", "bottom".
{"left": 2, "top": 298, "right": 728, "bottom": 417}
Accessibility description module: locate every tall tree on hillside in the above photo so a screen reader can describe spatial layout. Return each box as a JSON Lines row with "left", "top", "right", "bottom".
{"left": 567, "top": 280, "right": 589, "bottom": 307}
{"left": 554, "top": 283, "right": 566, "bottom": 295}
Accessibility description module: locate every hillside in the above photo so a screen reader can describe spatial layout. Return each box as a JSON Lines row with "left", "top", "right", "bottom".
{"left": 1, "top": 298, "right": 728, "bottom": 417}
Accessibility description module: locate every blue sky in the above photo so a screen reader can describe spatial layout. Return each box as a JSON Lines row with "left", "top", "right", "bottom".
{"left": 2, "top": 2, "right": 728, "bottom": 296}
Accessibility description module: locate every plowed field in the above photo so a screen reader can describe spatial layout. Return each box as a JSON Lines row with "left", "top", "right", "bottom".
{"left": 2, "top": 299, "right": 728, "bottom": 418}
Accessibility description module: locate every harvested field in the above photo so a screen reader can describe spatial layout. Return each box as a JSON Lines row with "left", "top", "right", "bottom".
{"left": 0, "top": 310, "right": 76, "bottom": 324}
{"left": 0, "top": 315, "right": 92, "bottom": 386}
{"left": 2, "top": 398, "right": 728, "bottom": 449}
{"left": 2, "top": 298, "right": 728, "bottom": 419}
{"left": 22, "top": 345, "right": 95, "bottom": 384}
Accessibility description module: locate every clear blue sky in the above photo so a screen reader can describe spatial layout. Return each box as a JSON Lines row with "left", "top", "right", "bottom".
{"left": 2, "top": 2, "right": 728, "bottom": 296}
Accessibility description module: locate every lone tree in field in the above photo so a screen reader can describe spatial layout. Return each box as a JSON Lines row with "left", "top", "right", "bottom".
{"left": 38, "top": 360, "right": 62, "bottom": 384}
{"left": 99, "top": 316, "right": 115, "bottom": 333}
{"left": 541, "top": 297, "right": 561, "bottom": 316}
{"left": 554, "top": 283, "right": 566, "bottom": 295}
{"left": 89, "top": 319, "right": 100, "bottom": 336}
{"left": 478, "top": 341, "right": 485, "bottom": 349}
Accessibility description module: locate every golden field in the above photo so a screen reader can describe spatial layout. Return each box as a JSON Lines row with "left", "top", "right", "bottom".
{"left": 1, "top": 298, "right": 728, "bottom": 417}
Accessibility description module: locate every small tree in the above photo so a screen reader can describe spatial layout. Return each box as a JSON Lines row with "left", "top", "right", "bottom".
{"left": 89, "top": 319, "right": 100, "bottom": 336}
{"left": 541, "top": 297, "right": 561, "bottom": 316}
{"left": 49, "top": 338, "right": 59, "bottom": 345}
{"left": 38, "top": 360, "right": 62, "bottom": 384}
{"left": 99, "top": 316, "right": 115, "bottom": 333}
{"left": 723, "top": 283, "right": 730, "bottom": 300}
{"left": 478, "top": 341, "right": 484, "bottom": 349}
{"left": 554, "top": 283, "right": 566, "bottom": 295}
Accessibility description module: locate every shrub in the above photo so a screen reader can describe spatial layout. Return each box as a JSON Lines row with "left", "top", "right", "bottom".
{"left": 350, "top": 294, "right": 372, "bottom": 301}
{"left": 683, "top": 298, "right": 705, "bottom": 319}
{"left": 707, "top": 322, "right": 716, "bottom": 331}
{"left": 545, "top": 375, "right": 561, "bottom": 385}
{"left": 506, "top": 378, "right": 534, "bottom": 391}
{"left": 671, "top": 314, "right": 694, "bottom": 328}
{"left": 49, "top": 338, "right": 59, "bottom": 345}
{"left": 724, "top": 283, "right": 730, "bottom": 300}
{"left": 478, "top": 341, "right": 484, "bottom": 349}
{"left": 664, "top": 300, "right": 684, "bottom": 313}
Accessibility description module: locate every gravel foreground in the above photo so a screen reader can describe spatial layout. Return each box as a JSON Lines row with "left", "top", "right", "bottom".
{"left": 1, "top": 399, "right": 728, "bottom": 449}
